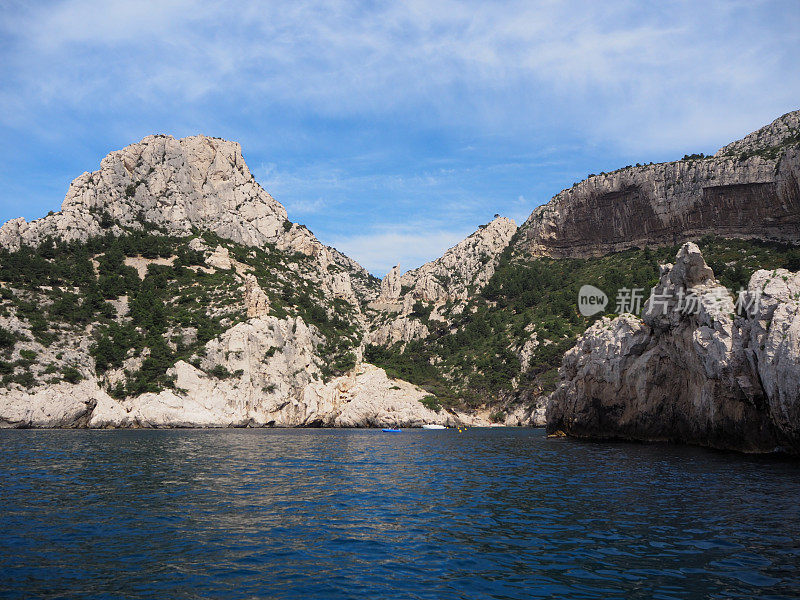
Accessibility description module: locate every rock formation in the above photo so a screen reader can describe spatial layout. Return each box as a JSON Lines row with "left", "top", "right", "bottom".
{"left": 2, "top": 111, "right": 800, "bottom": 432}
{"left": 378, "top": 265, "right": 403, "bottom": 301}
{"left": 0, "top": 134, "right": 455, "bottom": 429}
{"left": 391, "top": 216, "right": 517, "bottom": 304}
{"left": 0, "top": 310, "right": 459, "bottom": 428}
{"left": 367, "top": 216, "right": 516, "bottom": 345}
{"left": 244, "top": 274, "right": 270, "bottom": 318}
{"left": 547, "top": 243, "right": 800, "bottom": 454}
{"left": 0, "top": 134, "right": 378, "bottom": 307}
{"left": 206, "top": 245, "right": 233, "bottom": 270}
{"left": 515, "top": 111, "right": 800, "bottom": 258}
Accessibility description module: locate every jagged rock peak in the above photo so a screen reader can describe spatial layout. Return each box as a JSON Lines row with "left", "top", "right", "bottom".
{"left": 0, "top": 134, "right": 288, "bottom": 251}
{"left": 397, "top": 216, "right": 517, "bottom": 303}
{"left": 379, "top": 265, "right": 403, "bottom": 301}
{"left": 0, "top": 133, "right": 379, "bottom": 304}
{"left": 667, "top": 242, "right": 716, "bottom": 288}
{"left": 547, "top": 243, "right": 800, "bottom": 454}
{"left": 716, "top": 109, "right": 800, "bottom": 157}
{"left": 244, "top": 274, "right": 271, "bottom": 318}
{"left": 366, "top": 216, "right": 517, "bottom": 347}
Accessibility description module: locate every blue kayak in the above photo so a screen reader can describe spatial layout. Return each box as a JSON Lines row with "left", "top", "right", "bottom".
{"left": 382, "top": 428, "right": 402, "bottom": 433}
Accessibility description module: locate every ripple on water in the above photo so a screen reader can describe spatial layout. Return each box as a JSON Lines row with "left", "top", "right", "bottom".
{"left": 0, "top": 428, "right": 799, "bottom": 600}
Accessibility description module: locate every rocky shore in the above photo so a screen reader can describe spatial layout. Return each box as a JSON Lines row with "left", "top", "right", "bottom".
{"left": 547, "top": 243, "right": 800, "bottom": 454}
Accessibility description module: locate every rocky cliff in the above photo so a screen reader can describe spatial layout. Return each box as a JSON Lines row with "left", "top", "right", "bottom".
{"left": 366, "top": 216, "right": 516, "bottom": 346}
{"left": 2, "top": 112, "right": 800, "bottom": 432}
{"left": 0, "top": 135, "right": 470, "bottom": 429}
{"left": 0, "top": 134, "right": 379, "bottom": 306}
{"left": 547, "top": 243, "right": 800, "bottom": 454}
{"left": 0, "top": 311, "right": 459, "bottom": 429}
{"left": 515, "top": 111, "right": 800, "bottom": 258}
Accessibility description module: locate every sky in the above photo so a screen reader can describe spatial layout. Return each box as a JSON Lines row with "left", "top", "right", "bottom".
{"left": 0, "top": 1, "right": 798, "bottom": 276}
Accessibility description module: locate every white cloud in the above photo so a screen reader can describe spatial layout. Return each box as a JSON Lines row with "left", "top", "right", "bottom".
{"left": 1, "top": 0, "right": 797, "bottom": 152}
{"left": 284, "top": 197, "right": 328, "bottom": 215}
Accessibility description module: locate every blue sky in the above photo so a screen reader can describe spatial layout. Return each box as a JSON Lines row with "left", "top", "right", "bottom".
{"left": 0, "top": 1, "right": 798, "bottom": 275}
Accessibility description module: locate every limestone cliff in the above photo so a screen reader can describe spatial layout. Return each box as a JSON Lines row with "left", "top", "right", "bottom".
{"left": 0, "top": 135, "right": 462, "bottom": 429}
{"left": 367, "top": 216, "right": 516, "bottom": 345}
{"left": 0, "top": 272, "right": 461, "bottom": 428}
{"left": 3, "top": 112, "right": 800, "bottom": 431}
{"left": 0, "top": 134, "right": 379, "bottom": 307}
{"left": 377, "top": 216, "right": 517, "bottom": 304}
{"left": 547, "top": 243, "right": 800, "bottom": 454}
{"left": 516, "top": 111, "right": 800, "bottom": 258}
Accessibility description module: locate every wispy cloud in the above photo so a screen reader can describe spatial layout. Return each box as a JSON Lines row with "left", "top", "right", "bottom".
{"left": 2, "top": 1, "right": 798, "bottom": 151}
{"left": 283, "top": 197, "right": 329, "bottom": 215}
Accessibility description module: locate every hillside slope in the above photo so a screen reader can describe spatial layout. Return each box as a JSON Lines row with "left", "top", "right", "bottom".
{"left": 0, "top": 136, "right": 469, "bottom": 428}
{"left": 364, "top": 111, "right": 800, "bottom": 422}
{"left": 2, "top": 111, "right": 800, "bottom": 428}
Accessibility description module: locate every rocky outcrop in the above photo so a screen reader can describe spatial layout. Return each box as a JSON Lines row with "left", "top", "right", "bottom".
{"left": 368, "top": 313, "right": 430, "bottom": 347}
{"left": 716, "top": 110, "right": 800, "bottom": 158}
{"left": 378, "top": 265, "right": 403, "bottom": 301}
{"left": 547, "top": 243, "right": 800, "bottom": 454}
{"left": 0, "top": 380, "right": 104, "bottom": 428}
{"left": 391, "top": 216, "right": 517, "bottom": 304}
{"left": 206, "top": 245, "right": 233, "bottom": 270}
{"left": 503, "top": 398, "right": 547, "bottom": 427}
{"left": 741, "top": 268, "right": 800, "bottom": 450}
{"left": 0, "top": 134, "right": 378, "bottom": 306}
{"left": 243, "top": 274, "right": 270, "bottom": 318}
{"left": 516, "top": 111, "right": 800, "bottom": 258}
{"left": 367, "top": 217, "right": 516, "bottom": 345}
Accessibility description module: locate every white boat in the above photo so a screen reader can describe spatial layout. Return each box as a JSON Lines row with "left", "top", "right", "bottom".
{"left": 422, "top": 424, "right": 446, "bottom": 429}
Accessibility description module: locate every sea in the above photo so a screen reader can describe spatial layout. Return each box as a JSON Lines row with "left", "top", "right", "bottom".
{"left": 1, "top": 428, "right": 799, "bottom": 599}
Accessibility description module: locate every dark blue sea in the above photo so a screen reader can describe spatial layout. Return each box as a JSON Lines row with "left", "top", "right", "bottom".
{"left": 1, "top": 428, "right": 799, "bottom": 599}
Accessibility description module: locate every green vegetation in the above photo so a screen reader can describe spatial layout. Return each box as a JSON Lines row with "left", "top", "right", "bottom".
{"left": 209, "top": 365, "right": 232, "bottom": 379}
{"left": 0, "top": 326, "right": 16, "bottom": 349}
{"left": 0, "top": 226, "right": 364, "bottom": 395}
{"left": 727, "top": 127, "right": 800, "bottom": 162}
{"left": 367, "top": 235, "right": 800, "bottom": 410}
{"left": 490, "top": 410, "right": 506, "bottom": 424}
{"left": 419, "top": 395, "right": 441, "bottom": 412}
{"left": 61, "top": 367, "right": 83, "bottom": 384}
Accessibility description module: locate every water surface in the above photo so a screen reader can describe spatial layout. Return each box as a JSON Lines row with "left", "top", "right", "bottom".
{"left": 1, "top": 428, "right": 799, "bottom": 599}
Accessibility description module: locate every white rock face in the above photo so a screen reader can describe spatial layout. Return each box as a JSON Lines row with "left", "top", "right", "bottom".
{"left": 0, "top": 380, "right": 110, "bottom": 428}
{"left": 379, "top": 265, "right": 403, "bottom": 301}
{"left": 86, "top": 354, "right": 454, "bottom": 429}
{"left": 397, "top": 216, "right": 517, "bottom": 303}
{"left": 0, "top": 134, "right": 377, "bottom": 306}
{"left": 0, "top": 310, "right": 457, "bottom": 428}
{"left": 716, "top": 110, "right": 800, "bottom": 157}
{"left": 517, "top": 334, "right": 540, "bottom": 372}
{"left": 310, "top": 363, "right": 455, "bottom": 427}
{"left": 243, "top": 274, "right": 270, "bottom": 318}
{"left": 367, "top": 217, "right": 517, "bottom": 345}
{"left": 547, "top": 243, "right": 800, "bottom": 454}
{"left": 206, "top": 245, "right": 233, "bottom": 270}
{"left": 740, "top": 268, "right": 800, "bottom": 449}
{"left": 503, "top": 398, "right": 547, "bottom": 427}
{"left": 367, "top": 315, "right": 430, "bottom": 347}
